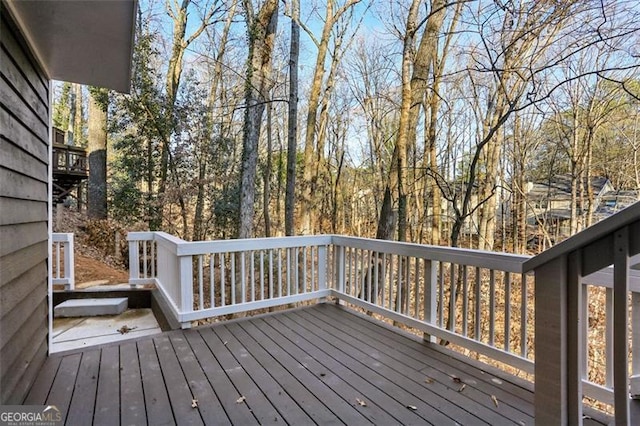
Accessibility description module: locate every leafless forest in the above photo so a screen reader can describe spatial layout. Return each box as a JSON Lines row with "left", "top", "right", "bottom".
{"left": 55, "top": 0, "right": 640, "bottom": 253}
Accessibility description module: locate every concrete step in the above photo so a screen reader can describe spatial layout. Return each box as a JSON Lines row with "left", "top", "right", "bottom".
{"left": 54, "top": 297, "right": 128, "bottom": 318}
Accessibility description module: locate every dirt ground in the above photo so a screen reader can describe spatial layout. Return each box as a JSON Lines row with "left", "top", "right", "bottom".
{"left": 75, "top": 254, "right": 129, "bottom": 287}
{"left": 54, "top": 207, "right": 132, "bottom": 289}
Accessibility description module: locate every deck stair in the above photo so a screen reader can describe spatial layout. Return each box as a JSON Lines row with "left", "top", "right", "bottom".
{"left": 54, "top": 297, "right": 128, "bottom": 318}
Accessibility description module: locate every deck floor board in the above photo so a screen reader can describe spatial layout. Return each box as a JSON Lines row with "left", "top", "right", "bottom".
{"left": 119, "top": 341, "right": 147, "bottom": 425}
{"left": 94, "top": 345, "right": 120, "bottom": 426}
{"left": 224, "top": 321, "right": 344, "bottom": 424}
{"left": 182, "top": 329, "right": 258, "bottom": 425}
{"left": 324, "top": 303, "right": 535, "bottom": 409}
{"left": 154, "top": 335, "right": 205, "bottom": 425}
{"left": 296, "top": 308, "right": 520, "bottom": 425}
{"left": 23, "top": 354, "right": 61, "bottom": 405}
{"left": 66, "top": 350, "right": 100, "bottom": 425}
{"left": 198, "top": 327, "right": 282, "bottom": 425}
{"left": 283, "top": 310, "right": 482, "bottom": 425}
{"left": 27, "top": 303, "right": 549, "bottom": 425}
{"left": 306, "top": 305, "right": 534, "bottom": 423}
{"left": 168, "top": 332, "right": 230, "bottom": 425}
{"left": 236, "top": 319, "right": 373, "bottom": 425}
{"left": 45, "top": 352, "right": 81, "bottom": 424}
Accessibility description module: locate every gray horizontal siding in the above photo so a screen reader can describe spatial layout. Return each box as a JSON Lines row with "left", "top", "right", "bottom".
{"left": 0, "top": 5, "right": 50, "bottom": 405}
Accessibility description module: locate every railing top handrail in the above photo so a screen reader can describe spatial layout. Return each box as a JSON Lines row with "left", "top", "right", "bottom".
{"left": 176, "top": 235, "right": 334, "bottom": 256}
{"left": 52, "top": 143, "right": 88, "bottom": 154}
{"left": 523, "top": 201, "right": 640, "bottom": 272}
{"left": 127, "top": 231, "right": 532, "bottom": 272}
{"left": 127, "top": 232, "right": 334, "bottom": 255}
{"left": 52, "top": 232, "right": 74, "bottom": 242}
{"left": 127, "top": 231, "right": 166, "bottom": 241}
{"left": 332, "top": 235, "right": 531, "bottom": 273}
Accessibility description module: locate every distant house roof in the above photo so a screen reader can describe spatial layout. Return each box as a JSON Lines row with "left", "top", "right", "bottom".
{"left": 527, "top": 175, "right": 611, "bottom": 200}
{"left": 5, "top": 0, "right": 136, "bottom": 93}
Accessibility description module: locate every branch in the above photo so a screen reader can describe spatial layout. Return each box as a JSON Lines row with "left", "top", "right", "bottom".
{"left": 187, "top": 2, "right": 224, "bottom": 46}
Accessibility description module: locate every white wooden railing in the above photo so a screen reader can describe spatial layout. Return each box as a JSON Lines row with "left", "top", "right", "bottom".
{"left": 129, "top": 211, "right": 640, "bottom": 424}
{"left": 127, "top": 232, "right": 331, "bottom": 327}
{"left": 525, "top": 201, "right": 640, "bottom": 425}
{"left": 52, "top": 233, "right": 74, "bottom": 290}
{"left": 330, "top": 236, "right": 535, "bottom": 373}
{"left": 128, "top": 232, "right": 534, "bottom": 368}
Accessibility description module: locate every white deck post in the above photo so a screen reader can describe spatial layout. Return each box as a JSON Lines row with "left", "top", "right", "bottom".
{"left": 179, "top": 255, "right": 193, "bottom": 329}
{"left": 423, "top": 259, "right": 437, "bottom": 343}
{"left": 318, "top": 246, "right": 327, "bottom": 301}
{"left": 129, "top": 239, "right": 139, "bottom": 287}
{"left": 333, "top": 244, "right": 345, "bottom": 301}
{"left": 66, "top": 234, "right": 75, "bottom": 290}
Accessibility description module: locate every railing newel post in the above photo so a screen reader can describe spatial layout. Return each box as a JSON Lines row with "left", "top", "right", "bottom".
{"left": 423, "top": 259, "right": 437, "bottom": 343}
{"left": 179, "top": 253, "right": 194, "bottom": 329}
{"left": 613, "top": 226, "right": 631, "bottom": 424}
{"left": 334, "top": 244, "right": 345, "bottom": 303}
{"left": 66, "top": 233, "right": 75, "bottom": 290}
{"left": 129, "top": 239, "right": 139, "bottom": 287}
{"left": 318, "top": 245, "right": 327, "bottom": 301}
{"left": 534, "top": 254, "right": 583, "bottom": 425}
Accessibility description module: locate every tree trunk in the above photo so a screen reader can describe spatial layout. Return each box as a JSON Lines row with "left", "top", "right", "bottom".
{"left": 156, "top": 0, "right": 217, "bottom": 231}
{"left": 73, "top": 84, "right": 84, "bottom": 146}
{"left": 263, "top": 98, "right": 273, "bottom": 237}
{"left": 477, "top": 129, "right": 503, "bottom": 251}
{"left": 299, "top": 0, "right": 361, "bottom": 235}
{"left": 88, "top": 88, "right": 108, "bottom": 219}
{"left": 238, "top": 0, "right": 279, "bottom": 240}
{"left": 285, "top": 0, "right": 300, "bottom": 236}
{"left": 67, "top": 85, "right": 76, "bottom": 145}
{"left": 193, "top": 160, "right": 206, "bottom": 240}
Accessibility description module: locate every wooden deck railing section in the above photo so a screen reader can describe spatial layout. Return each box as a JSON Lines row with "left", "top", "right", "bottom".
{"left": 52, "top": 143, "right": 88, "bottom": 176}
{"left": 524, "top": 201, "right": 640, "bottom": 424}
{"left": 126, "top": 205, "right": 640, "bottom": 424}
{"left": 52, "top": 233, "right": 75, "bottom": 290}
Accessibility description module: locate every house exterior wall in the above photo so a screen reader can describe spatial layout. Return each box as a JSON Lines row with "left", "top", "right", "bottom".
{"left": 0, "top": 5, "right": 50, "bottom": 404}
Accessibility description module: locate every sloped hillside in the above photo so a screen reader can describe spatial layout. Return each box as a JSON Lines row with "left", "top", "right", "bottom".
{"left": 53, "top": 207, "right": 129, "bottom": 286}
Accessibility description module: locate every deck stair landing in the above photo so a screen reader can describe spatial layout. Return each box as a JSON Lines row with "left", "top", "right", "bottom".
{"left": 54, "top": 297, "right": 128, "bottom": 318}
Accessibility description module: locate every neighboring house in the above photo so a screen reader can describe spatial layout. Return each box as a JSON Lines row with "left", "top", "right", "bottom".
{"left": 594, "top": 190, "right": 639, "bottom": 222}
{"left": 525, "top": 175, "right": 613, "bottom": 238}
{"left": 0, "top": 0, "right": 135, "bottom": 404}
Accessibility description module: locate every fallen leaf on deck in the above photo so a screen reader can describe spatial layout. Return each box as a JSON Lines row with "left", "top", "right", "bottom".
{"left": 356, "top": 398, "right": 367, "bottom": 407}
{"left": 236, "top": 396, "right": 246, "bottom": 404}
{"left": 191, "top": 399, "right": 198, "bottom": 408}
{"left": 424, "top": 377, "right": 434, "bottom": 384}
{"left": 491, "top": 395, "right": 499, "bottom": 407}
{"left": 458, "top": 384, "right": 466, "bottom": 392}
{"left": 117, "top": 325, "right": 137, "bottom": 334}
{"left": 406, "top": 405, "right": 417, "bottom": 411}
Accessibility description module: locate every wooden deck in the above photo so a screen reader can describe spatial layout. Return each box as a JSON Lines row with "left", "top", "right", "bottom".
{"left": 26, "top": 304, "right": 542, "bottom": 425}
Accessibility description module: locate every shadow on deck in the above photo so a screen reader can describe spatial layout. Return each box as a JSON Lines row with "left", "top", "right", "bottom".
{"left": 26, "top": 304, "right": 606, "bottom": 425}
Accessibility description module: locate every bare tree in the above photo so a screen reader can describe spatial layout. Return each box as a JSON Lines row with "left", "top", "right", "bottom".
{"left": 157, "top": 0, "right": 223, "bottom": 235}
{"left": 285, "top": 0, "right": 300, "bottom": 236}
{"left": 193, "top": 0, "right": 239, "bottom": 241}
{"left": 237, "top": 0, "right": 279, "bottom": 239}
{"left": 298, "top": 0, "right": 362, "bottom": 235}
